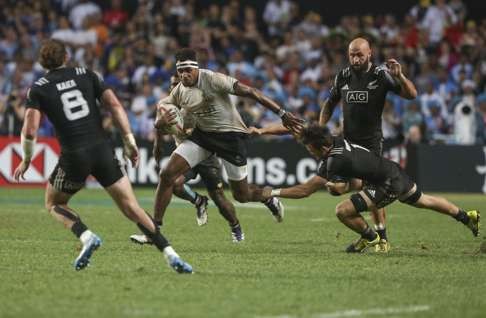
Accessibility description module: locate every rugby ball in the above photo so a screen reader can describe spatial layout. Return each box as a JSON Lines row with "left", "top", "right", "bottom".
{"left": 157, "top": 103, "right": 184, "bottom": 136}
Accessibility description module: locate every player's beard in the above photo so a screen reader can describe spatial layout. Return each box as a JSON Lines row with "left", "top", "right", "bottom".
{"left": 351, "top": 56, "right": 370, "bottom": 73}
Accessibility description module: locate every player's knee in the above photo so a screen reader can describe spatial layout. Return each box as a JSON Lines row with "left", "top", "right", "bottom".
{"left": 159, "top": 168, "right": 179, "bottom": 185}
{"left": 335, "top": 202, "right": 348, "bottom": 220}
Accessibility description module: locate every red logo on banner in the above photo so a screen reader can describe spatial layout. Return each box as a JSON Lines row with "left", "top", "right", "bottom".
{"left": 0, "top": 137, "right": 60, "bottom": 186}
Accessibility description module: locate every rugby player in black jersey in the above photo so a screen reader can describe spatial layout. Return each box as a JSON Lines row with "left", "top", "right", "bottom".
{"left": 298, "top": 124, "right": 479, "bottom": 252}
{"left": 13, "top": 39, "right": 192, "bottom": 273}
{"left": 318, "top": 37, "right": 418, "bottom": 252}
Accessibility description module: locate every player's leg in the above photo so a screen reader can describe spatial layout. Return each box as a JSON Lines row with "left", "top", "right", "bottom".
{"left": 368, "top": 141, "right": 390, "bottom": 252}
{"left": 209, "top": 187, "right": 245, "bottom": 242}
{"left": 46, "top": 158, "right": 102, "bottom": 271}
{"left": 104, "top": 176, "right": 192, "bottom": 273}
{"left": 336, "top": 190, "right": 382, "bottom": 253}
{"left": 400, "top": 184, "right": 480, "bottom": 237}
{"left": 92, "top": 144, "right": 192, "bottom": 273}
{"left": 154, "top": 140, "right": 210, "bottom": 225}
{"left": 172, "top": 174, "right": 209, "bottom": 226}
{"left": 370, "top": 207, "right": 390, "bottom": 252}
{"left": 222, "top": 159, "right": 285, "bottom": 222}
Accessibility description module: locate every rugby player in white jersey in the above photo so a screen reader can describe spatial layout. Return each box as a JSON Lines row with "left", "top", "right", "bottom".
{"left": 151, "top": 48, "right": 303, "bottom": 228}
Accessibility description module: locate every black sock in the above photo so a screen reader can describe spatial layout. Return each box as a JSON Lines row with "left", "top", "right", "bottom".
{"left": 137, "top": 222, "right": 170, "bottom": 252}
{"left": 230, "top": 222, "right": 240, "bottom": 230}
{"left": 193, "top": 193, "right": 202, "bottom": 205}
{"left": 71, "top": 221, "right": 88, "bottom": 238}
{"left": 376, "top": 228, "right": 387, "bottom": 241}
{"left": 361, "top": 227, "right": 378, "bottom": 241}
{"left": 454, "top": 209, "right": 470, "bottom": 225}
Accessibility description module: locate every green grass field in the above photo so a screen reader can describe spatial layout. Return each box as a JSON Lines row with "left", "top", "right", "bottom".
{"left": 0, "top": 188, "right": 485, "bottom": 318}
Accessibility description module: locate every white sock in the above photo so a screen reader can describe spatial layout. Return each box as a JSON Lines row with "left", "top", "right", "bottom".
{"left": 79, "top": 230, "right": 94, "bottom": 245}
{"left": 163, "top": 246, "right": 179, "bottom": 259}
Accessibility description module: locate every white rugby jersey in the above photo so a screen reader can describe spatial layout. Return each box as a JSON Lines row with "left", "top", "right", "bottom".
{"left": 159, "top": 69, "right": 248, "bottom": 133}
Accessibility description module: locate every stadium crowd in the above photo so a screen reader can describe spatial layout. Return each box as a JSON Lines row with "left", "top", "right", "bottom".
{"left": 0, "top": 0, "right": 485, "bottom": 145}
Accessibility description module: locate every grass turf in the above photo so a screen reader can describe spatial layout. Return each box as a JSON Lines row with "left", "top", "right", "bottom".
{"left": 0, "top": 188, "right": 485, "bottom": 318}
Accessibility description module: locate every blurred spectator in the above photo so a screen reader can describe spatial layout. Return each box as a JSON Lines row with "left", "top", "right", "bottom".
{"left": 424, "top": 100, "right": 449, "bottom": 142}
{"left": 0, "top": 0, "right": 483, "bottom": 146}
{"left": 402, "top": 100, "right": 424, "bottom": 135}
{"left": 69, "top": 0, "right": 101, "bottom": 30}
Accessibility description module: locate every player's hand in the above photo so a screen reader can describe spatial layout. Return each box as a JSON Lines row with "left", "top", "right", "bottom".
{"left": 281, "top": 112, "right": 304, "bottom": 135}
{"left": 262, "top": 186, "right": 273, "bottom": 201}
{"left": 13, "top": 160, "right": 30, "bottom": 181}
{"left": 386, "top": 59, "right": 402, "bottom": 78}
{"left": 154, "top": 109, "right": 177, "bottom": 130}
{"left": 247, "top": 126, "right": 262, "bottom": 135}
{"left": 122, "top": 133, "right": 139, "bottom": 168}
{"left": 123, "top": 143, "right": 139, "bottom": 167}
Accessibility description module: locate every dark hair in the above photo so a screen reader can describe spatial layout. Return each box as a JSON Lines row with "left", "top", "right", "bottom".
{"left": 175, "top": 48, "right": 197, "bottom": 62}
{"left": 300, "top": 123, "right": 333, "bottom": 148}
{"left": 39, "top": 39, "right": 66, "bottom": 70}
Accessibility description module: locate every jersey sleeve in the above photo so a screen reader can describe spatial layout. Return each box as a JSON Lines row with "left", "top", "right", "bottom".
{"left": 326, "top": 157, "right": 350, "bottom": 183}
{"left": 88, "top": 69, "right": 108, "bottom": 99}
{"left": 209, "top": 71, "right": 238, "bottom": 94}
{"left": 380, "top": 68, "right": 402, "bottom": 95}
{"left": 25, "top": 87, "right": 41, "bottom": 110}
{"left": 327, "top": 72, "right": 342, "bottom": 104}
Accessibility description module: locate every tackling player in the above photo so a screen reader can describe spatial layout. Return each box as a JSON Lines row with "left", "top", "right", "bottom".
{"left": 150, "top": 48, "right": 303, "bottom": 227}
{"left": 318, "top": 37, "right": 418, "bottom": 252}
{"left": 13, "top": 39, "right": 192, "bottom": 273}
{"left": 299, "top": 124, "right": 480, "bottom": 252}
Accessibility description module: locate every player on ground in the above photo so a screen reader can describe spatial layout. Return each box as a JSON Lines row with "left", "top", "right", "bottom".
{"left": 150, "top": 48, "right": 303, "bottom": 227}
{"left": 13, "top": 39, "right": 192, "bottom": 273}
{"left": 295, "top": 124, "right": 480, "bottom": 252}
{"left": 130, "top": 75, "right": 245, "bottom": 244}
{"left": 318, "top": 37, "right": 418, "bottom": 252}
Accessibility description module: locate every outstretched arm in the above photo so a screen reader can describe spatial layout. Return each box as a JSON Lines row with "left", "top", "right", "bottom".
{"left": 262, "top": 176, "right": 328, "bottom": 199}
{"left": 248, "top": 124, "right": 291, "bottom": 136}
{"left": 319, "top": 98, "right": 339, "bottom": 126}
{"left": 233, "top": 82, "right": 304, "bottom": 134}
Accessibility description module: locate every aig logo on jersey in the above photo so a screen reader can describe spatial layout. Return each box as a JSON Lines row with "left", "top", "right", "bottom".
{"left": 346, "top": 91, "right": 368, "bottom": 103}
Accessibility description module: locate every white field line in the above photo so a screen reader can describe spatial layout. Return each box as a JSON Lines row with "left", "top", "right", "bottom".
{"left": 257, "top": 305, "right": 431, "bottom": 318}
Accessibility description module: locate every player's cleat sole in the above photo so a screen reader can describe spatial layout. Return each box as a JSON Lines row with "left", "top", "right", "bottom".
{"left": 374, "top": 239, "right": 391, "bottom": 253}
{"left": 166, "top": 255, "right": 193, "bottom": 274}
{"left": 466, "top": 210, "right": 480, "bottom": 237}
{"left": 264, "top": 197, "right": 284, "bottom": 223}
{"left": 74, "top": 234, "right": 102, "bottom": 271}
{"left": 196, "top": 195, "right": 209, "bottom": 226}
{"left": 345, "top": 233, "right": 380, "bottom": 253}
{"left": 231, "top": 224, "right": 245, "bottom": 243}
{"left": 129, "top": 234, "right": 153, "bottom": 245}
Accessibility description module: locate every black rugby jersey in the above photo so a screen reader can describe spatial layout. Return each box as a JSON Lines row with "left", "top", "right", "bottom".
{"left": 26, "top": 67, "right": 109, "bottom": 151}
{"left": 320, "top": 137, "right": 402, "bottom": 186}
{"left": 328, "top": 64, "right": 401, "bottom": 148}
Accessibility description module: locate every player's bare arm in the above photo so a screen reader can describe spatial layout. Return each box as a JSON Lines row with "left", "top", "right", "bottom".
{"left": 262, "top": 175, "right": 328, "bottom": 200}
{"left": 101, "top": 89, "right": 139, "bottom": 167}
{"left": 233, "top": 82, "right": 304, "bottom": 134}
{"left": 318, "top": 98, "right": 339, "bottom": 127}
{"left": 386, "top": 59, "right": 417, "bottom": 100}
{"left": 13, "top": 108, "right": 41, "bottom": 181}
{"left": 248, "top": 124, "right": 290, "bottom": 136}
